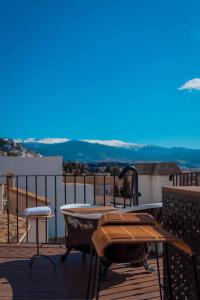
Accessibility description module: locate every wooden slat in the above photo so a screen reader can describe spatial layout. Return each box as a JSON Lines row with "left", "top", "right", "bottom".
{"left": 0, "top": 244, "right": 161, "bottom": 300}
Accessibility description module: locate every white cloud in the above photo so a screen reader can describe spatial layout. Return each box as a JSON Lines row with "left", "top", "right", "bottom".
{"left": 178, "top": 78, "right": 200, "bottom": 91}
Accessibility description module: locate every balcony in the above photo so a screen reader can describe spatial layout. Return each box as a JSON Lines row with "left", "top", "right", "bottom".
{"left": 0, "top": 171, "right": 200, "bottom": 299}
{"left": 0, "top": 245, "right": 162, "bottom": 300}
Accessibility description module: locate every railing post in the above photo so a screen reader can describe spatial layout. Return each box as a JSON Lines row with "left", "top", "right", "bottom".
{"left": 25, "top": 175, "right": 29, "bottom": 243}
{"left": 84, "top": 175, "right": 86, "bottom": 204}
{"left": 54, "top": 175, "right": 57, "bottom": 243}
{"left": 74, "top": 175, "right": 76, "bottom": 204}
{"left": 93, "top": 175, "right": 96, "bottom": 205}
{"left": 6, "top": 175, "right": 10, "bottom": 243}
{"left": 103, "top": 175, "right": 106, "bottom": 206}
{"left": 113, "top": 174, "right": 116, "bottom": 207}
{"left": 16, "top": 176, "right": 19, "bottom": 243}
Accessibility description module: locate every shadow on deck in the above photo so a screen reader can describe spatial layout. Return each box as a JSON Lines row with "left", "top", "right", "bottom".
{"left": 0, "top": 244, "right": 162, "bottom": 300}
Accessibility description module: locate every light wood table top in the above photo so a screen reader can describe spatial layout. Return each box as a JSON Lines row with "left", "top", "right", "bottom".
{"left": 92, "top": 225, "right": 192, "bottom": 257}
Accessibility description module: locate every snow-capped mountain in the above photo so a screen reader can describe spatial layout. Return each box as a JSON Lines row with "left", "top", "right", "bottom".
{"left": 16, "top": 138, "right": 200, "bottom": 168}
{"left": 16, "top": 138, "right": 145, "bottom": 148}
{"left": 6, "top": 137, "right": 200, "bottom": 168}
{"left": 15, "top": 138, "right": 70, "bottom": 144}
{"left": 81, "top": 139, "right": 145, "bottom": 148}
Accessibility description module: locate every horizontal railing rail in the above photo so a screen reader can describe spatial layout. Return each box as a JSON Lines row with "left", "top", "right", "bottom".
{"left": 0, "top": 172, "right": 139, "bottom": 244}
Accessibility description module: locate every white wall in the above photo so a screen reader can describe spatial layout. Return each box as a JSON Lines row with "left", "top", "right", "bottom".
{"left": 0, "top": 156, "right": 95, "bottom": 239}
{"left": 0, "top": 156, "right": 63, "bottom": 176}
{"left": 138, "top": 175, "right": 172, "bottom": 204}
{"left": 0, "top": 184, "right": 6, "bottom": 213}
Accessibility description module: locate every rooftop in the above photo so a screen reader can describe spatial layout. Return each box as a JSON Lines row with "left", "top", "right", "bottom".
{"left": 135, "top": 162, "right": 182, "bottom": 175}
{"left": 0, "top": 213, "right": 26, "bottom": 243}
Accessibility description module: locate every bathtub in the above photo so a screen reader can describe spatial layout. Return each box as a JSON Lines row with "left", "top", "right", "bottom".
{"left": 60, "top": 203, "right": 162, "bottom": 267}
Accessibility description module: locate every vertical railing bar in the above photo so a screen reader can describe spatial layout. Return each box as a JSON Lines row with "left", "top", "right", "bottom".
{"left": 191, "top": 173, "right": 193, "bottom": 186}
{"left": 54, "top": 175, "right": 57, "bottom": 243}
{"left": 64, "top": 174, "right": 67, "bottom": 247}
{"left": 113, "top": 174, "right": 116, "bottom": 207}
{"left": 123, "top": 175, "right": 126, "bottom": 208}
{"left": 35, "top": 175, "right": 38, "bottom": 244}
{"left": 190, "top": 173, "right": 193, "bottom": 186}
{"left": 177, "top": 174, "right": 180, "bottom": 186}
{"left": 74, "top": 175, "right": 76, "bottom": 204}
{"left": 16, "top": 176, "right": 19, "bottom": 243}
{"left": 195, "top": 173, "right": 198, "bottom": 186}
{"left": 35, "top": 175, "right": 38, "bottom": 207}
{"left": 45, "top": 175, "right": 48, "bottom": 243}
{"left": 25, "top": 175, "right": 29, "bottom": 243}
{"left": 175, "top": 174, "right": 178, "bottom": 186}
{"left": 45, "top": 175, "right": 47, "bottom": 205}
{"left": 64, "top": 174, "right": 67, "bottom": 204}
{"left": 180, "top": 174, "right": 182, "bottom": 186}
{"left": 6, "top": 176, "right": 10, "bottom": 243}
{"left": 186, "top": 173, "right": 189, "bottom": 186}
{"left": 103, "top": 175, "right": 106, "bottom": 206}
{"left": 132, "top": 173, "right": 136, "bottom": 206}
{"left": 84, "top": 175, "right": 86, "bottom": 204}
{"left": 94, "top": 175, "right": 96, "bottom": 205}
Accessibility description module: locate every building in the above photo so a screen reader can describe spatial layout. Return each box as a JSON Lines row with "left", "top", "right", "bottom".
{"left": 135, "top": 162, "right": 182, "bottom": 204}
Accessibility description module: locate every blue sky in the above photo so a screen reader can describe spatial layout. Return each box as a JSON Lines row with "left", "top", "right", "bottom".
{"left": 0, "top": 0, "right": 200, "bottom": 148}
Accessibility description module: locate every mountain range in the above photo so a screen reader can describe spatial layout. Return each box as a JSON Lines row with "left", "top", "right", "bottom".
{"left": 14, "top": 138, "right": 200, "bottom": 169}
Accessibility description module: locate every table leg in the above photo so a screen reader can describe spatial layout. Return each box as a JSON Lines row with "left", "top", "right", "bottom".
{"left": 86, "top": 243, "right": 94, "bottom": 300}
{"left": 155, "top": 243, "right": 163, "bottom": 300}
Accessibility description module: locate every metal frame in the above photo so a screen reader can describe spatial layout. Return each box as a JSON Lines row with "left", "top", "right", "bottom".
{"left": 162, "top": 190, "right": 200, "bottom": 299}
{"left": 0, "top": 168, "right": 139, "bottom": 244}
{"left": 86, "top": 241, "right": 164, "bottom": 300}
{"left": 29, "top": 218, "right": 56, "bottom": 275}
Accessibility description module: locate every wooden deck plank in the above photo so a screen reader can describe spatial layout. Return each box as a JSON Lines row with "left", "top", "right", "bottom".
{"left": 0, "top": 244, "right": 161, "bottom": 300}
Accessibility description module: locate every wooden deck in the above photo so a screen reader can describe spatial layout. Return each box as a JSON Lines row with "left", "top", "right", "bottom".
{"left": 0, "top": 244, "right": 162, "bottom": 300}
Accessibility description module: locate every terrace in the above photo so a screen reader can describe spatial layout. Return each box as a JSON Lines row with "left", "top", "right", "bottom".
{"left": 0, "top": 170, "right": 200, "bottom": 299}
{"left": 0, "top": 245, "right": 162, "bottom": 300}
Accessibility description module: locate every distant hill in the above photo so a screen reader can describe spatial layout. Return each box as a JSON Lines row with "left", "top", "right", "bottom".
{"left": 0, "top": 138, "right": 38, "bottom": 157}
{"left": 20, "top": 139, "right": 200, "bottom": 168}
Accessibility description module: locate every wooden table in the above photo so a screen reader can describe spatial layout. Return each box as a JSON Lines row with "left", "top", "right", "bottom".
{"left": 87, "top": 224, "right": 195, "bottom": 300}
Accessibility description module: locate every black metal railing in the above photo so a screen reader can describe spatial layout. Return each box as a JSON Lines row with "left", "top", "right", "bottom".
{"left": 0, "top": 170, "right": 139, "bottom": 244}
{"left": 170, "top": 172, "right": 200, "bottom": 186}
